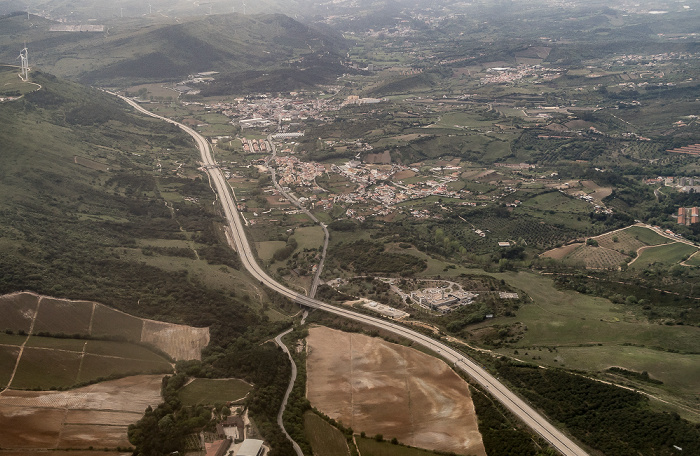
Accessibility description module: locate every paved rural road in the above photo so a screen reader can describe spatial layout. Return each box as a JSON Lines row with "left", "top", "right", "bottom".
{"left": 266, "top": 134, "right": 329, "bottom": 298}
{"left": 274, "top": 327, "right": 304, "bottom": 456}
{"left": 117, "top": 95, "right": 590, "bottom": 456}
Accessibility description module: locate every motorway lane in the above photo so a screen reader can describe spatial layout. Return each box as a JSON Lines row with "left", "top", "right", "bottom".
{"left": 117, "top": 95, "right": 590, "bottom": 456}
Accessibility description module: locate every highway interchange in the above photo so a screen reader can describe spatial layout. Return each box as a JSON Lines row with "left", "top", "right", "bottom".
{"left": 117, "top": 94, "right": 590, "bottom": 456}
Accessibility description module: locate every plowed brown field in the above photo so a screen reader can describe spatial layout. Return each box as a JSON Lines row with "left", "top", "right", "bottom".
{"left": 306, "top": 327, "right": 485, "bottom": 456}
{"left": 0, "top": 375, "right": 162, "bottom": 450}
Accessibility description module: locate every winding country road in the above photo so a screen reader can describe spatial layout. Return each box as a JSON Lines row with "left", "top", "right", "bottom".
{"left": 275, "top": 327, "right": 304, "bottom": 456}
{"left": 266, "top": 134, "right": 329, "bottom": 298}
{"left": 116, "top": 95, "right": 590, "bottom": 456}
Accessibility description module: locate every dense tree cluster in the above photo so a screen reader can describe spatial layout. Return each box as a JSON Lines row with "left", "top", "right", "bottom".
{"left": 329, "top": 240, "right": 427, "bottom": 275}
{"left": 497, "top": 362, "right": 700, "bottom": 455}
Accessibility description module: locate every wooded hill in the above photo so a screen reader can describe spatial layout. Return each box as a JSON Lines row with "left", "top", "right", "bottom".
{"left": 0, "top": 12, "right": 348, "bottom": 87}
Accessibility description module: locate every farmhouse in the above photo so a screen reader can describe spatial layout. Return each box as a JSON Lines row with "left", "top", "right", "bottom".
{"left": 216, "top": 415, "right": 245, "bottom": 440}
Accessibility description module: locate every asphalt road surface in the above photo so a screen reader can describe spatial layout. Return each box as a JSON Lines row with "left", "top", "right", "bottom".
{"left": 117, "top": 95, "right": 590, "bottom": 456}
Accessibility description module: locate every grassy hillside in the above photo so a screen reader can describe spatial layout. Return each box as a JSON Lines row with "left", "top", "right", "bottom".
{"left": 0, "top": 71, "right": 267, "bottom": 335}
{"left": 0, "top": 70, "right": 303, "bottom": 452}
{"left": 0, "top": 12, "right": 348, "bottom": 87}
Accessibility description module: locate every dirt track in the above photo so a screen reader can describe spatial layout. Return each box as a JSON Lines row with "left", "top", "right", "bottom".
{"left": 306, "top": 327, "right": 485, "bottom": 456}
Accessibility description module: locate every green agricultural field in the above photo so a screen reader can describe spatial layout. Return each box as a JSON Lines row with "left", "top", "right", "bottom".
{"left": 0, "top": 346, "right": 19, "bottom": 386}
{"left": 356, "top": 437, "right": 441, "bottom": 456}
{"left": 0, "top": 333, "right": 27, "bottom": 346}
{"left": 12, "top": 347, "right": 82, "bottom": 389}
{"left": 520, "top": 191, "right": 591, "bottom": 214}
{"left": 631, "top": 242, "right": 698, "bottom": 269}
{"left": 624, "top": 226, "right": 670, "bottom": 245}
{"left": 467, "top": 270, "right": 700, "bottom": 416}
{"left": 178, "top": 378, "right": 252, "bottom": 406}
{"left": 481, "top": 271, "right": 700, "bottom": 353}
{"left": 10, "top": 338, "right": 174, "bottom": 389}
{"left": 501, "top": 345, "right": 700, "bottom": 398}
{"left": 304, "top": 412, "right": 350, "bottom": 456}
{"left": 26, "top": 336, "right": 86, "bottom": 352}
{"left": 85, "top": 340, "right": 168, "bottom": 363}
{"left": 684, "top": 252, "right": 700, "bottom": 266}
{"left": 256, "top": 241, "right": 287, "bottom": 262}
{"left": 77, "top": 354, "right": 172, "bottom": 383}
{"left": 294, "top": 226, "right": 325, "bottom": 250}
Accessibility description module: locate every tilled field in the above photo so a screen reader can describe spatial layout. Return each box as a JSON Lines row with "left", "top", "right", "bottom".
{"left": 0, "top": 375, "right": 162, "bottom": 450}
{"left": 306, "top": 326, "right": 486, "bottom": 456}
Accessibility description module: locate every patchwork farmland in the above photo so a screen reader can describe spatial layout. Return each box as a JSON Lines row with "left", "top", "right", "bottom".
{"left": 0, "top": 292, "right": 212, "bottom": 391}
{"left": 0, "top": 375, "right": 162, "bottom": 451}
{"left": 0, "top": 292, "right": 209, "bottom": 360}
{"left": 541, "top": 224, "right": 697, "bottom": 270}
{"left": 0, "top": 293, "right": 213, "bottom": 454}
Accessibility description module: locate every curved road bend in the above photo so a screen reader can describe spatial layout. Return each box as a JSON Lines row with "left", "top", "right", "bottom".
{"left": 117, "top": 95, "right": 590, "bottom": 456}
{"left": 274, "top": 327, "right": 304, "bottom": 456}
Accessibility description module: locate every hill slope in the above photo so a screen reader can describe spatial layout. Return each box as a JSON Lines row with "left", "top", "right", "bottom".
{"left": 0, "top": 12, "right": 348, "bottom": 86}
{"left": 0, "top": 69, "right": 261, "bottom": 334}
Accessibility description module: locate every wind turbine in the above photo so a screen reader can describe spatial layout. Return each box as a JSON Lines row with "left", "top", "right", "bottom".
{"left": 148, "top": 4, "right": 152, "bottom": 15}
{"left": 208, "top": 5, "right": 212, "bottom": 15}
{"left": 18, "top": 46, "right": 29, "bottom": 81}
{"left": 242, "top": 1, "right": 246, "bottom": 15}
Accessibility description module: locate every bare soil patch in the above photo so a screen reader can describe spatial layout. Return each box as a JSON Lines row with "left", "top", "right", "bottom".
{"left": 0, "top": 293, "right": 38, "bottom": 332}
{"left": 394, "top": 170, "right": 417, "bottom": 180}
{"left": 0, "top": 375, "right": 162, "bottom": 450}
{"left": 581, "top": 180, "right": 613, "bottom": 200}
{"left": 141, "top": 320, "right": 210, "bottom": 361}
{"left": 306, "top": 327, "right": 485, "bottom": 456}
{"left": 541, "top": 243, "right": 583, "bottom": 260}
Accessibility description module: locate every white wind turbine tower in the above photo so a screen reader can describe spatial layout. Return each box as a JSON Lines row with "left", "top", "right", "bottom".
{"left": 242, "top": 1, "right": 246, "bottom": 15}
{"left": 18, "top": 46, "right": 29, "bottom": 81}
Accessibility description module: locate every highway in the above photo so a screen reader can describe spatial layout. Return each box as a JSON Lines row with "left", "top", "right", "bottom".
{"left": 117, "top": 95, "right": 590, "bottom": 456}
